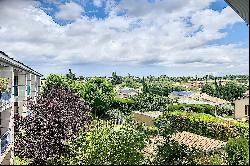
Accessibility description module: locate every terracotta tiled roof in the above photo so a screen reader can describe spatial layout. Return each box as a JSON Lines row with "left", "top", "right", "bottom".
{"left": 170, "top": 131, "right": 227, "bottom": 153}
{"left": 144, "top": 136, "right": 165, "bottom": 160}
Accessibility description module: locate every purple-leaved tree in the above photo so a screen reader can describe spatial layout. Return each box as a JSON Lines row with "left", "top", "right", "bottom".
{"left": 14, "top": 87, "right": 92, "bottom": 164}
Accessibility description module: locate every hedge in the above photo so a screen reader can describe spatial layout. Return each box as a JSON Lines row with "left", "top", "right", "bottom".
{"left": 110, "top": 97, "right": 135, "bottom": 115}
{"left": 167, "top": 104, "right": 233, "bottom": 117}
{"left": 156, "top": 111, "right": 249, "bottom": 141}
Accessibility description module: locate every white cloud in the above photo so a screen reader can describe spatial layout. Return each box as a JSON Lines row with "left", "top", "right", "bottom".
{"left": 55, "top": 2, "right": 83, "bottom": 20}
{"left": 0, "top": 0, "right": 248, "bottom": 76}
{"left": 93, "top": 0, "right": 104, "bottom": 7}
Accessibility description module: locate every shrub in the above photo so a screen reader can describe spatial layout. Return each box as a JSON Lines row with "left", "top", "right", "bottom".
{"left": 57, "top": 119, "right": 149, "bottom": 165}
{"left": 156, "top": 111, "right": 249, "bottom": 141}
{"left": 225, "top": 136, "right": 249, "bottom": 165}
{"left": 154, "top": 139, "right": 201, "bottom": 165}
{"left": 14, "top": 87, "right": 92, "bottom": 164}
{"left": 195, "top": 153, "right": 228, "bottom": 165}
{"left": 167, "top": 104, "right": 233, "bottom": 117}
{"left": 147, "top": 126, "right": 159, "bottom": 136}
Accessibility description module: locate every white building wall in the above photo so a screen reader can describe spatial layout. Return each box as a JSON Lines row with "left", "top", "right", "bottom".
{"left": 37, "top": 76, "right": 41, "bottom": 93}
{"left": 31, "top": 74, "right": 36, "bottom": 97}
{"left": 0, "top": 66, "right": 14, "bottom": 165}
{"left": 234, "top": 97, "right": 249, "bottom": 119}
{"left": 0, "top": 67, "right": 14, "bottom": 134}
{"left": 17, "top": 73, "right": 27, "bottom": 116}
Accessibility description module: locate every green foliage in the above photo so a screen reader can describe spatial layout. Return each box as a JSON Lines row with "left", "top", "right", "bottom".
{"left": 43, "top": 74, "right": 69, "bottom": 89}
{"left": 167, "top": 103, "right": 233, "bottom": 116}
{"left": 66, "top": 69, "right": 77, "bottom": 80}
{"left": 57, "top": 120, "right": 149, "bottom": 165}
{"left": 157, "top": 111, "right": 249, "bottom": 141}
{"left": 121, "top": 78, "right": 142, "bottom": 89}
{"left": 208, "top": 154, "right": 227, "bottom": 165}
{"left": 142, "top": 80, "right": 188, "bottom": 97}
{"left": 111, "top": 72, "right": 123, "bottom": 85}
{"left": 131, "top": 93, "right": 175, "bottom": 112}
{"left": 14, "top": 156, "right": 30, "bottom": 165}
{"left": 195, "top": 153, "right": 228, "bottom": 165}
{"left": 0, "top": 77, "right": 9, "bottom": 92}
{"left": 147, "top": 126, "right": 159, "bottom": 136}
{"left": 44, "top": 74, "right": 85, "bottom": 94}
{"left": 143, "top": 82, "right": 171, "bottom": 96}
{"left": 154, "top": 139, "right": 201, "bottom": 165}
{"left": 172, "top": 84, "right": 188, "bottom": 91}
{"left": 45, "top": 74, "right": 115, "bottom": 118}
{"left": 226, "top": 136, "right": 249, "bottom": 165}
{"left": 105, "top": 109, "right": 126, "bottom": 121}
{"left": 201, "top": 83, "right": 216, "bottom": 96}
{"left": 222, "top": 74, "right": 249, "bottom": 81}
{"left": 110, "top": 97, "right": 135, "bottom": 115}
{"left": 202, "top": 81, "right": 247, "bottom": 101}
{"left": 83, "top": 77, "right": 115, "bottom": 117}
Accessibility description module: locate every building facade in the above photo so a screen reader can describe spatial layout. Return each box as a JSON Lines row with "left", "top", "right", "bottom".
{"left": 117, "top": 87, "right": 141, "bottom": 98}
{"left": 0, "top": 51, "right": 42, "bottom": 165}
{"left": 233, "top": 95, "right": 249, "bottom": 121}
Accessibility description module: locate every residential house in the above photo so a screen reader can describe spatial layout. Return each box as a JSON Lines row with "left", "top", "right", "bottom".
{"left": 117, "top": 87, "right": 141, "bottom": 98}
{"left": 232, "top": 95, "right": 249, "bottom": 121}
{"left": 0, "top": 51, "right": 42, "bottom": 165}
{"left": 169, "top": 90, "right": 193, "bottom": 97}
{"left": 132, "top": 111, "right": 162, "bottom": 126}
{"left": 184, "top": 80, "right": 205, "bottom": 89}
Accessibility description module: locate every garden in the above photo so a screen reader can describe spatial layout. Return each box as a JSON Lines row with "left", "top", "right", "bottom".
{"left": 14, "top": 72, "right": 249, "bottom": 165}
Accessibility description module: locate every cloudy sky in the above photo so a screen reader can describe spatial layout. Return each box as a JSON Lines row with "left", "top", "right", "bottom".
{"left": 0, "top": 0, "right": 249, "bottom": 77}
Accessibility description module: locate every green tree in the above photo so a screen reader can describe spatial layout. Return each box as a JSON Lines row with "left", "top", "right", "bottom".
{"left": 111, "top": 72, "right": 122, "bottom": 85}
{"left": 201, "top": 83, "right": 215, "bottom": 96}
{"left": 83, "top": 77, "right": 115, "bottom": 117}
{"left": 66, "top": 69, "right": 77, "bottom": 80}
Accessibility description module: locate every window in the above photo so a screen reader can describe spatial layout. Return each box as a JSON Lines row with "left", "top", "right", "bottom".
{"left": 245, "top": 105, "right": 249, "bottom": 116}
{"left": 27, "top": 80, "right": 31, "bottom": 96}
{"left": 14, "top": 76, "right": 18, "bottom": 96}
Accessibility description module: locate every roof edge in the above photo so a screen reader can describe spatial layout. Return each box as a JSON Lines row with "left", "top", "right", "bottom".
{"left": 0, "top": 51, "right": 43, "bottom": 77}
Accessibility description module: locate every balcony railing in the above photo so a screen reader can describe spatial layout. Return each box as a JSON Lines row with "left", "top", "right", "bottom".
{"left": 0, "top": 129, "right": 11, "bottom": 155}
{"left": 0, "top": 91, "right": 11, "bottom": 110}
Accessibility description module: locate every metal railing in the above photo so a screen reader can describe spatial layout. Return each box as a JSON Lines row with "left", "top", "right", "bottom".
{"left": 0, "top": 129, "right": 11, "bottom": 155}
